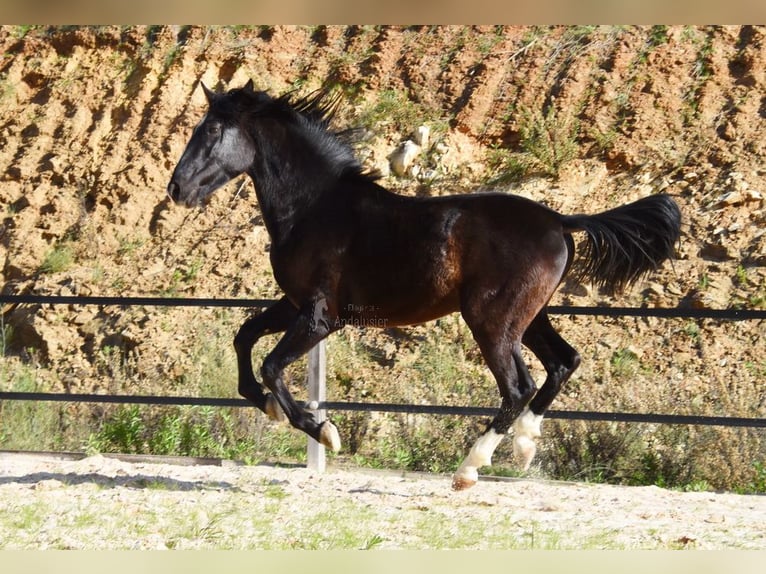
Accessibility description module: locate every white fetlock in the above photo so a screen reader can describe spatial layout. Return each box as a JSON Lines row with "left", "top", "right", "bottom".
{"left": 512, "top": 408, "right": 543, "bottom": 470}
{"left": 319, "top": 421, "right": 341, "bottom": 452}
{"left": 265, "top": 394, "right": 287, "bottom": 423}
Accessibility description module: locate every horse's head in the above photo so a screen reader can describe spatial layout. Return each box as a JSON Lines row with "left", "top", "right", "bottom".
{"left": 167, "top": 80, "right": 260, "bottom": 207}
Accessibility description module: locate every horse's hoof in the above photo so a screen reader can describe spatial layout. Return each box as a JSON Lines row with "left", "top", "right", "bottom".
{"left": 319, "top": 421, "right": 341, "bottom": 452}
{"left": 451, "top": 476, "right": 477, "bottom": 491}
{"left": 512, "top": 408, "right": 542, "bottom": 471}
{"left": 451, "top": 467, "right": 478, "bottom": 491}
{"left": 513, "top": 435, "right": 537, "bottom": 471}
{"left": 265, "top": 394, "right": 287, "bottom": 423}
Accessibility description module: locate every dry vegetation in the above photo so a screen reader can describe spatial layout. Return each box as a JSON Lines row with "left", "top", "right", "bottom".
{"left": 0, "top": 25, "right": 764, "bottom": 491}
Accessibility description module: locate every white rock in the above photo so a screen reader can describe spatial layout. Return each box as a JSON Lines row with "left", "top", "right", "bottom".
{"left": 413, "top": 125, "right": 430, "bottom": 148}
{"left": 389, "top": 140, "right": 421, "bottom": 177}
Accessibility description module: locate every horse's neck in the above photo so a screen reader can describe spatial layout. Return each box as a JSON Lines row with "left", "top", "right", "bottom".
{"left": 247, "top": 141, "right": 333, "bottom": 244}
{"left": 247, "top": 118, "right": 361, "bottom": 244}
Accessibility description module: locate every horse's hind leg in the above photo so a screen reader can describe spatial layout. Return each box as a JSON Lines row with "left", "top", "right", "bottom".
{"left": 514, "top": 311, "right": 581, "bottom": 469}
{"left": 452, "top": 321, "right": 538, "bottom": 490}
{"left": 234, "top": 296, "right": 298, "bottom": 420}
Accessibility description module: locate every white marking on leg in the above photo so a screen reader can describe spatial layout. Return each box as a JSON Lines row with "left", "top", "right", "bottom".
{"left": 452, "top": 428, "right": 505, "bottom": 490}
{"left": 512, "top": 407, "right": 543, "bottom": 471}
{"left": 319, "top": 421, "right": 341, "bottom": 452}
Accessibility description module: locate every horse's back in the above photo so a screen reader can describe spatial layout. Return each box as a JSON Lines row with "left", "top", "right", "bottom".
{"left": 341, "top": 185, "right": 568, "bottom": 305}
{"left": 347, "top": 185, "right": 566, "bottom": 262}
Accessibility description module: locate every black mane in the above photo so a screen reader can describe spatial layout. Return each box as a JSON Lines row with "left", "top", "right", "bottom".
{"left": 280, "top": 89, "right": 380, "bottom": 181}
{"left": 219, "top": 85, "right": 379, "bottom": 182}
{"left": 279, "top": 88, "right": 343, "bottom": 128}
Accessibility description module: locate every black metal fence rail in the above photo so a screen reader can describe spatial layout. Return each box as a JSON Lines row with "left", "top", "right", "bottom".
{"left": 0, "top": 294, "right": 275, "bottom": 309}
{"left": 1, "top": 293, "right": 765, "bottom": 431}
{"left": 0, "top": 391, "right": 764, "bottom": 429}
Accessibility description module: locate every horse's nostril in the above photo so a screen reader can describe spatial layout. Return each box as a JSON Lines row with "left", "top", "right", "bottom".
{"left": 167, "top": 181, "right": 179, "bottom": 202}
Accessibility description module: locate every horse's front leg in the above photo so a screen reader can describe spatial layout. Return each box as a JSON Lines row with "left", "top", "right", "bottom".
{"left": 234, "top": 296, "right": 298, "bottom": 419}
{"left": 259, "top": 298, "right": 342, "bottom": 451}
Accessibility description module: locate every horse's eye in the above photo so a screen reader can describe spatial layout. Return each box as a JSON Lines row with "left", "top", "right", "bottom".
{"left": 206, "top": 123, "right": 222, "bottom": 139}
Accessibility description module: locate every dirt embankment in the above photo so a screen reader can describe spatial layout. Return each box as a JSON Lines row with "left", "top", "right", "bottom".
{"left": 0, "top": 26, "right": 764, "bottom": 479}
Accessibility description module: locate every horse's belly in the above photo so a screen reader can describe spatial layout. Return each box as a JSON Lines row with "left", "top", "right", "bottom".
{"left": 341, "top": 266, "right": 461, "bottom": 327}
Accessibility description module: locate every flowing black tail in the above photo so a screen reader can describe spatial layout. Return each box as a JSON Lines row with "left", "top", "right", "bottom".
{"left": 561, "top": 194, "right": 682, "bottom": 293}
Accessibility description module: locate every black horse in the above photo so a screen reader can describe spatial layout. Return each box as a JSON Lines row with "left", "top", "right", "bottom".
{"left": 167, "top": 80, "right": 681, "bottom": 490}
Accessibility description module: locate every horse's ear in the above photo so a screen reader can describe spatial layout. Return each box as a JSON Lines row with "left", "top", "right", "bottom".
{"left": 244, "top": 79, "right": 255, "bottom": 93}
{"left": 200, "top": 81, "right": 216, "bottom": 104}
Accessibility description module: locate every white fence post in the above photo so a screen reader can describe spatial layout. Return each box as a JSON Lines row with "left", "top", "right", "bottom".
{"left": 306, "top": 339, "right": 327, "bottom": 472}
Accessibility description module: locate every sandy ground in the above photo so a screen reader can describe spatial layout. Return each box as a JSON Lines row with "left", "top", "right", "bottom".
{"left": 0, "top": 451, "right": 764, "bottom": 550}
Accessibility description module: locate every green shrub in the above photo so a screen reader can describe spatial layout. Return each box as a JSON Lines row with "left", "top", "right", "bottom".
{"left": 86, "top": 403, "right": 304, "bottom": 464}
{"left": 517, "top": 103, "right": 580, "bottom": 176}
{"left": 39, "top": 243, "right": 74, "bottom": 274}
{"left": 0, "top": 360, "right": 66, "bottom": 451}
